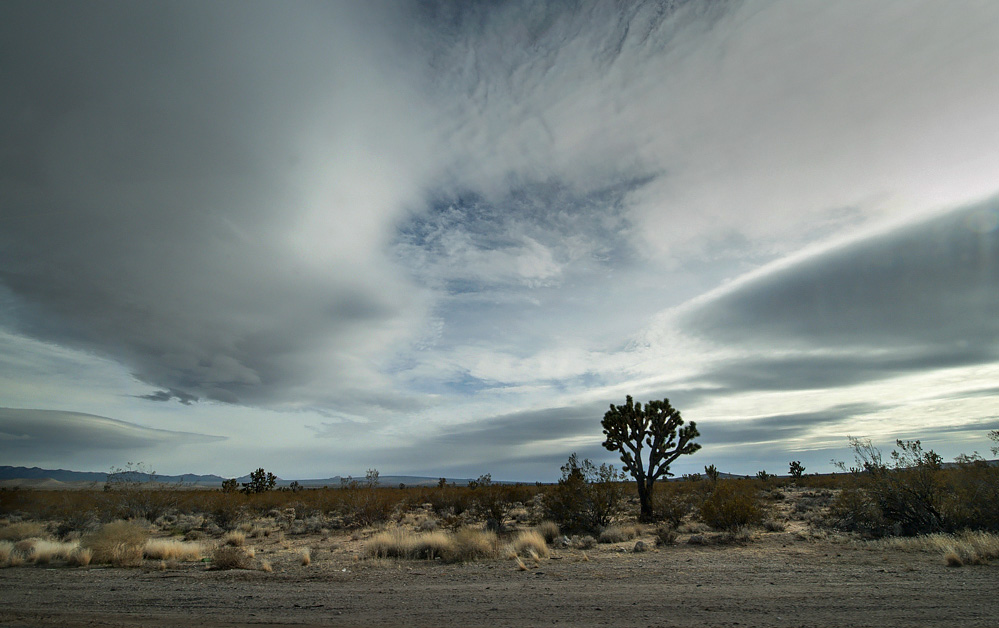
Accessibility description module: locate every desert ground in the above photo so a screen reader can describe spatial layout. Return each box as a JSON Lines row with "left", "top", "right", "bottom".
{"left": 2, "top": 517, "right": 997, "bottom": 627}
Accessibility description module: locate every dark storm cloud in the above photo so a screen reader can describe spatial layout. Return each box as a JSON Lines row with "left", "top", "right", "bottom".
{"left": 0, "top": 408, "right": 224, "bottom": 459}
{"left": 138, "top": 389, "right": 199, "bottom": 405}
{"left": 0, "top": 2, "right": 428, "bottom": 408}
{"left": 678, "top": 200, "right": 999, "bottom": 393}
{"left": 434, "top": 403, "right": 608, "bottom": 449}
{"left": 698, "top": 403, "right": 885, "bottom": 446}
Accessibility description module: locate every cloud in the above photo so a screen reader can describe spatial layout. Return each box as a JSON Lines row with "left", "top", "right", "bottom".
{"left": 675, "top": 199, "right": 999, "bottom": 394}
{"left": 0, "top": 408, "right": 225, "bottom": 462}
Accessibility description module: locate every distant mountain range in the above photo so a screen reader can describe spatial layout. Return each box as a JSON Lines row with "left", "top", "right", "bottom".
{"left": 0, "top": 466, "right": 514, "bottom": 488}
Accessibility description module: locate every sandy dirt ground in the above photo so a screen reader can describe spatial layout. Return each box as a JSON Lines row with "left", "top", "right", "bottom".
{"left": 1, "top": 528, "right": 997, "bottom": 628}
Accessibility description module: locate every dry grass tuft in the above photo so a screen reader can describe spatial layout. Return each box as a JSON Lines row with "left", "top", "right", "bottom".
{"left": 28, "top": 540, "right": 78, "bottom": 564}
{"left": 878, "top": 531, "right": 999, "bottom": 566}
{"left": 210, "top": 545, "right": 253, "bottom": 570}
{"left": 81, "top": 521, "right": 149, "bottom": 567}
{"left": 143, "top": 539, "right": 203, "bottom": 561}
{"left": 67, "top": 547, "right": 93, "bottom": 567}
{"left": 0, "top": 540, "right": 16, "bottom": 566}
{"left": 260, "top": 560, "right": 273, "bottom": 573}
{"left": 222, "top": 531, "right": 246, "bottom": 547}
{"left": 598, "top": 524, "right": 640, "bottom": 544}
{"left": 535, "top": 521, "right": 560, "bottom": 544}
{"left": 366, "top": 527, "right": 498, "bottom": 563}
{"left": 514, "top": 555, "right": 528, "bottom": 571}
{"left": 0, "top": 522, "right": 47, "bottom": 542}
{"left": 300, "top": 547, "right": 311, "bottom": 566}
{"left": 510, "top": 530, "right": 550, "bottom": 559}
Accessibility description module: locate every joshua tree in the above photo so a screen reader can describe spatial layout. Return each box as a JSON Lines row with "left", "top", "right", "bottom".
{"left": 241, "top": 468, "right": 276, "bottom": 494}
{"left": 704, "top": 464, "right": 720, "bottom": 482}
{"left": 789, "top": 460, "right": 806, "bottom": 479}
{"left": 601, "top": 395, "right": 700, "bottom": 521}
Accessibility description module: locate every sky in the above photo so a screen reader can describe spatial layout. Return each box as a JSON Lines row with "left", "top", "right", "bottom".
{"left": 1, "top": 0, "right": 998, "bottom": 482}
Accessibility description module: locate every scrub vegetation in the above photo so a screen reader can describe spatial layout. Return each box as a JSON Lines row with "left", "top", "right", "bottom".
{"left": 1, "top": 432, "right": 998, "bottom": 573}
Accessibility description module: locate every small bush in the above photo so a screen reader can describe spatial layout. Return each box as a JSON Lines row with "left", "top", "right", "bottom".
{"left": 366, "top": 527, "right": 497, "bottom": 563}
{"left": 763, "top": 519, "right": 787, "bottom": 532}
{"left": 222, "top": 531, "right": 246, "bottom": 547}
{"left": 598, "top": 524, "right": 640, "bottom": 544}
{"left": 81, "top": 521, "right": 150, "bottom": 566}
{"left": 535, "top": 520, "right": 560, "bottom": 544}
{"left": 510, "top": 530, "right": 550, "bottom": 559}
{"left": 210, "top": 545, "right": 252, "bottom": 570}
{"left": 67, "top": 547, "right": 93, "bottom": 567}
{"left": 699, "top": 481, "right": 763, "bottom": 530}
{"left": 0, "top": 522, "right": 47, "bottom": 541}
{"left": 0, "top": 540, "right": 15, "bottom": 565}
{"left": 28, "top": 540, "right": 78, "bottom": 564}
{"left": 143, "top": 539, "right": 203, "bottom": 561}
{"left": 654, "top": 525, "right": 678, "bottom": 547}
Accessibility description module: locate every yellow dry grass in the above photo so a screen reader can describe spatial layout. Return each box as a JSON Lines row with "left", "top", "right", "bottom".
{"left": 143, "top": 539, "right": 204, "bottom": 561}
{"left": 876, "top": 531, "right": 999, "bottom": 566}
{"left": 366, "top": 527, "right": 498, "bottom": 563}
{"left": 510, "top": 530, "right": 550, "bottom": 559}
{"left": 81, "top": 521, "right": 149, "bottom": 567}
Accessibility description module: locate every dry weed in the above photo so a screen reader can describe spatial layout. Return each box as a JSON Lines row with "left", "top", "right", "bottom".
{"left": 210, "top": 545, "right": 252, "bottom": 570}
{"left": 877, "top": 531, "right": 999, "bottom": 566}
{"left": 534, "top": 520, "right": 560, "bottom": 544}
{"left": 0, "top": 522, "right": 47, "bottom": 542}
{"left": 222, "top": 531, "right": 246, "bottom": 547}
{"left": 598, "top": 524, "right": 640, "bottom": 544}
{"left": 300, "top": 547, "right": 311, "bottom": 566}
{"left": 81, "top": 521, "right": 149, "bottom": 566}
{"left": 28, "top": 540, "right": 78, "bottom": 564}
{"left": 510, "top": 530, "right": 550, "bottom": 559}
{"left": 143, "top": 539, "right": 203, "bottom": 561}
{"left": 67, "top": 547, "right": 93, "bottom": 567}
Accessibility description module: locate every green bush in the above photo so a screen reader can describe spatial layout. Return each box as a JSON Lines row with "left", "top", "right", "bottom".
{"left": 543, "top": 454, "right": 624, "bottom": 534}
{"left": 698, "top": 481, "right": 762, "bottom": 530}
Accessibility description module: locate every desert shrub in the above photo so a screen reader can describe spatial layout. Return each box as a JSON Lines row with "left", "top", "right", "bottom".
{"left": 81, "top": 520, "right": 150, "bottom": 566}
{"left": 210, "top": 545, "right": 252, "bottom": 570}
{"left": 699, "top": 481, "right": 763, "bottom": 530}
{"left": 763, "top": 518, "right": 787, "bottom": 532}
{"left": 939, "top": 457, "right": 999, "bottom": 532}
{"left": 222, "top": 531, "right": 246, "bottom": 547}
{"left": 416, "top": 518, "right": 439, "bottom": 532}
{"left": 101, "top": 464, "right": 178, "bottom": 521}
{"left": 534, "top": 520, "right": 560, "bottom": 544}
{"left": 510, "top": 530, "right": 550, "bottom": 559}
{"left": 544, "top": 454, "right": 624, "bottom": 534}
{"left": 367, "top": 529, "right": 453, "bottom": 560}
{"left": 27, "top": 539, "right": 78, "bottom": 564}
{"left": 654, "top": 525, "right": 678, "bottom": 546}
{"left": 143, "top": 539, "right": 203, "bottom": 561}
{"left": 570, "top": 535, "right": 596, "bottom": 549}
{"left": 829, "top": 438, "right": 978, "bottom": 536}
{"left": 202, "top": 492, "right": 245, "bottom": 530}
{"left": 66, "top": 546, "right": 93, "bottom": 567}
{"left": 598, "top": 524, "right": 640, "bottom": 544}
{"left": 366, "top": 527, "right": 497, "bottom": 563}
{"left": 651, "top": 484, "right": 696, "bottom": 528}
{"left": 0, "top": 540, "right": 15, "bottom": 565}
{"left": 0, "top": 521, "right": 46, "bottom": 541}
